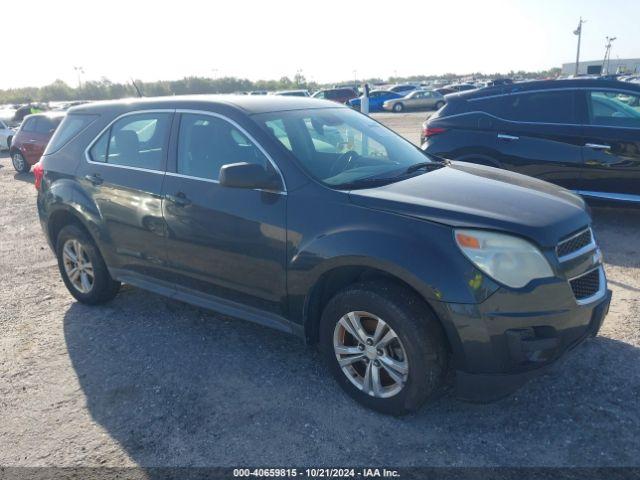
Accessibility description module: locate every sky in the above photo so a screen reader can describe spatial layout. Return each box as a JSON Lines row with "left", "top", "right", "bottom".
{"left": 3, "top": 0, "right": 639, "bottom": 90}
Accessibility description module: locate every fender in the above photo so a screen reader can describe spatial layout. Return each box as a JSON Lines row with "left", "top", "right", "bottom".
{"left": 286, "top": 213, "right": 500, "bottom": 327}
{"left": 41, "top": 178, "right": 113, "bottom": 261}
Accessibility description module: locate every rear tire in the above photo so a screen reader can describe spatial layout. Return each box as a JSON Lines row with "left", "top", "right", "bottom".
{"left": 393, "top": 103, "right": 404, "bottom": 113}
{"left": 11, "top": 152, "right": 30, "bottom": 173}
{"left": 435, "top": 101, "right": 445, "bottom": 110}
{"left": 56, "top": 225, "right": 121, "bottom": 305}
{"left": 320, "top": 280, "right": 447, "bottom": 415}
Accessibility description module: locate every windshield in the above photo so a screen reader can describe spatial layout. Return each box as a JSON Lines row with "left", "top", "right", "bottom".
{"left": 253, "top": 107, "right": 434, "bottom": 188}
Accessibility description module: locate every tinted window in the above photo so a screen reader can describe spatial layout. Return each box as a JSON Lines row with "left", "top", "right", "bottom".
{"left": 588, "top": 91, "right": 640, "bottom": 128}
{"left": 45, "top": 114, "right": 97, "bottom": 155}
{"left": 89, "top": 113, "right": 171, "bottom": 170}
{"left": 476, "top": 91, "right": 575, "bottom": 123}
{"left": 21, "top": 118, "right": 36, "bottom": 132}
{"left": 35, "top": 117, "right": 62, "bottom": 134}
{"left": 177, "top": 113, "right": 269, "bottom": 181}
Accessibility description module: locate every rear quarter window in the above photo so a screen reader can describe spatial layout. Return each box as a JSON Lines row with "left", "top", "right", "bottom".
{"left": 44, "top": 114, "right": 98, "bottom": 155}
{"left": 474, "top": 91, "right": 576, "bottom": 124}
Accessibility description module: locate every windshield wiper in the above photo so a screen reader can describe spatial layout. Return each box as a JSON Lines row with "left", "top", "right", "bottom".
{"left": 404, "top": 160, "right": 448, "bottom": 174}
{"left": 333, "top": 176, "right": 400, "bottom": 190}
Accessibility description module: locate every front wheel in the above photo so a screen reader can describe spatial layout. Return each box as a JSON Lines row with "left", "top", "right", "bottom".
{"left": 434, "top": 101, "right": 445, "bottom": 110}
{"left": 393, "top": 103, "right": 404, "bottom": 112}
{"left": 320, "top": 281, "right": 447, "bottom": 415}
{"left": 11, "top": 152, "right": 30, "bottom": 173}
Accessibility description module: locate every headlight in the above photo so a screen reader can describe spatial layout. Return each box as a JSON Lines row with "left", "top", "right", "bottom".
{"left": 454, "top": 229, "right": 553, "bottom": 288}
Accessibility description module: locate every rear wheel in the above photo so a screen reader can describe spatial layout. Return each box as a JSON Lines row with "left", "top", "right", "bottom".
{"left": 435, "top": 101, "right": 445, "bottom": 110}
{"left": 56, "top": 225, "right": 120, "bottom": 304}
{"left": 11, "top": 152, "right": 30, "bottom": 173}
{"left": 393, "top": 103, "right": 404, "bottom": 113}
{"left": 320, "top": 281, "right": 447, "bottom": 415}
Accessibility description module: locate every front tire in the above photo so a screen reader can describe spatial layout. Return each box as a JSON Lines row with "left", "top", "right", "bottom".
{"left": 56, "top": 225, "right": 121, "bottom": 305}
{"left": 11, "top": 152, "right": 30, "bottom": 173}
{"left": 434, "top": 101, "right": 445, "bottom": 110}
{"left": 393, "top": 103, "right": 404, "bottom": 113}
{"left": 320, "top": 281, "right": 447, "bottom": 415}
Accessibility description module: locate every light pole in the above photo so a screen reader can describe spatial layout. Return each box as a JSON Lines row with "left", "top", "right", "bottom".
{"left": 73, "top": 66, "right": 84, "bottom": 89}
{"left": 573, "top": 18, "right": 585, "bottom": 76}
{"left": 602, "top": 36, "right": 617, "bottom": 75}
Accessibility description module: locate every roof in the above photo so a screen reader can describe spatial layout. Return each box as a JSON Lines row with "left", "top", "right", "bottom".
{"left": 451, "top": 79, "right": 640, "bottom": 101}
{"left": 69, "top": 94, "right": 344, "bottom": 116}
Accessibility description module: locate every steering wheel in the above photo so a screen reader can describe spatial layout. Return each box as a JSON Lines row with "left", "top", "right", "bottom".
{"left": 329, "top": 150, "right": 359, "bottom": 176}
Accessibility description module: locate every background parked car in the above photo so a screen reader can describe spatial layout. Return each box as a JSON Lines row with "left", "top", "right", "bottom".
{"left": 348, "top": 90, "right": 404, "bottom": 112}
{"left": 383, "top": 90, "right": 445, "bottom": 112}
{"left": 312, "top": 88, "right": 358, "bottom": 104}
{"left": 0, "top": 119, "right": 15, "bottom": 150}
{"left": 10, "top": 112, "right": 64, "bottom": 172}
{"left": 388, "top": 84, "right": 419, "bottom": 96}
{"left": 272, "top": 90, "right": 310, "bottom": 97}
{"left": 421, "top": 79, "right": 640, "bottom": 204}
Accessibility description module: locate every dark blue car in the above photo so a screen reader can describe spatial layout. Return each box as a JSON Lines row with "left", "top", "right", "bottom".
{"left": 348, "top": 90, "right": 404, "bottom": 112}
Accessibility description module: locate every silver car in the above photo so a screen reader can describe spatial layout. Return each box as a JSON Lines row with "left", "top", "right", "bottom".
{"left": 383, "top": 90, "right": 445, "bottom": 112}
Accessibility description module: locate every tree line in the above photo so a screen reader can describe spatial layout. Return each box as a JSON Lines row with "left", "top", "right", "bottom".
{"left": 0, "top": 69, "right": 561, "bottom": 104}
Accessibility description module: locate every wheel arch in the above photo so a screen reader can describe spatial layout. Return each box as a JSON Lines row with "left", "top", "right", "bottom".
{"left": 302, "top": 263, "right": 454, "bottom": 357}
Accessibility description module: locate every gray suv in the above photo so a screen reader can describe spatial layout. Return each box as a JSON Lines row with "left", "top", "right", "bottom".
{"left": 36, "top": 95, "right": 611, "bottom": 414}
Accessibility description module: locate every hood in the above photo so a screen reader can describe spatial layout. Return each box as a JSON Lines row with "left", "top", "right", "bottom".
{"left": 348, "top": 162, "right": 590, "bottom": 248}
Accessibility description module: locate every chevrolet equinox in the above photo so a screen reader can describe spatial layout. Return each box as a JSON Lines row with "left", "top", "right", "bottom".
{"left": 36, "top": 96, "right": 611, "bottom": 414}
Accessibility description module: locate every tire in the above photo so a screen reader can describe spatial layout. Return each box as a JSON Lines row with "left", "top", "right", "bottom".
{"left": 11, "top": 151, "right": 30, "bottom": 173}
{"left": 435, "top": 101, "right": 445, "bottom": 110}
{"left": 56, "top": 224, "right": 121, "bottom": 305}
{"left": 393, "top": 103, "right": 404, "bottom": 113}
{"left": 6, "top": 136, "right": 12, "bottom": 150}
{"left": 320, "top": 280, "right": 447, "bottom": 415}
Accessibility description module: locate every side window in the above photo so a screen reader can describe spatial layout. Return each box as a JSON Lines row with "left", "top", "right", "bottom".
{"left": 88, "top": 113, "right": 171, "bottom": 170}
{"left": 21, "top": 118, "right": 36, "bottom": 132}
{"left": 477, "top": 91, "right": 576, "bottom": 123}
{"left": 45, "top": 114, "right": 98, "bottom": 155}
{"left": 588, "top": 91, "right": 640, "bottom": 128}
{"left": 177, "top": 113, "right": 269, "bottom": 181}
{"left": 315, "top": 91, "right": 325, "bottom": 99}
{"left": 265, "top": 119, "right": 293, "bottom": 151}
{"left": 34, "top": 117, "right": 55, "bottom": 134}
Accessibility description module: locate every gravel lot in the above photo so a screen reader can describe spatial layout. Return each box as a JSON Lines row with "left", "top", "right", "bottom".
{"left": 0, "top": 112, "right": 639, "bottom": 468}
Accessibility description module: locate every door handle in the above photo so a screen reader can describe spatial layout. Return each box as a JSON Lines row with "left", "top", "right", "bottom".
{"left": 165, "top": 192, "right": 191, "bottom": 207}
{"left": 84, "top": 173, "right": 103, "bottom": 185}
{"left": 585, "top": 143, "right": 611, "bottom": 150}
{"left": 497, "top": 133, "right": 519, "bottom": 141}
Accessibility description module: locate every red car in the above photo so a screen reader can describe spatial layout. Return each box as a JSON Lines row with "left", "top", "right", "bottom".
{"left": 10, "top": 112, "right": 64, "bottom": 173}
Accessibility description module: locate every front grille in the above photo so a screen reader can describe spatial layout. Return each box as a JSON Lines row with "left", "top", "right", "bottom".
{"left": 570, "top": 268, "right": 601, "bottom": 301}
{"left": 557, "top": 228, "right": 593, "bottom": 259}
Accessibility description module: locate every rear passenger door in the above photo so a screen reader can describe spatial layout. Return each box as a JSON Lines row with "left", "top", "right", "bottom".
{"left": 476, "top": 90, "right": 585, "bottom": 190}
{"left": 79, "top": 111, "right": 173, "bottom": 277}
{"left": 579, "top": 89, "right": 640, "bottom": 199}
{"left": 161, "top": 112, "right": 288, "bottom": 316}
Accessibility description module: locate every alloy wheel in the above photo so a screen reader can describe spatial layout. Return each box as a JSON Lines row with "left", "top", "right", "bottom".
{"left": 333, "top": 311, "right": 409, "bottom": 398}
{"left": 62, "top": 239, "right": 95, "bottom": 294}
{"left": 12, "top": 153, "right": 25, "bottom": 172}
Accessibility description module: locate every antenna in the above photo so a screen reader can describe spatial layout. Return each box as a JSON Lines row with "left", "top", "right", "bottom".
{"left": 130, "top": 78, "right": 143, "bottom": 97}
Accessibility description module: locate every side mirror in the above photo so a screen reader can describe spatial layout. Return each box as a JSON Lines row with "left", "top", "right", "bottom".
{"left": 219, "top": 162, "right": 282, "bottom": 191}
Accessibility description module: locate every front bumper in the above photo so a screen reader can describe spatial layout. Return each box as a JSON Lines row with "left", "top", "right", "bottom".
{"left": 431, "top": 277, "right": 612, "bottom": 402}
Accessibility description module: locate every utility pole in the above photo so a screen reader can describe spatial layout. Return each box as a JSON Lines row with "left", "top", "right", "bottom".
{"left": 602, "top": 36, "right": 617, "bottom": 75}
{"left": 573, "top": 18, "right": 585, "bottom": 76}
{"left": 73, "top": 66, "right": 84, "bottom": 89}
